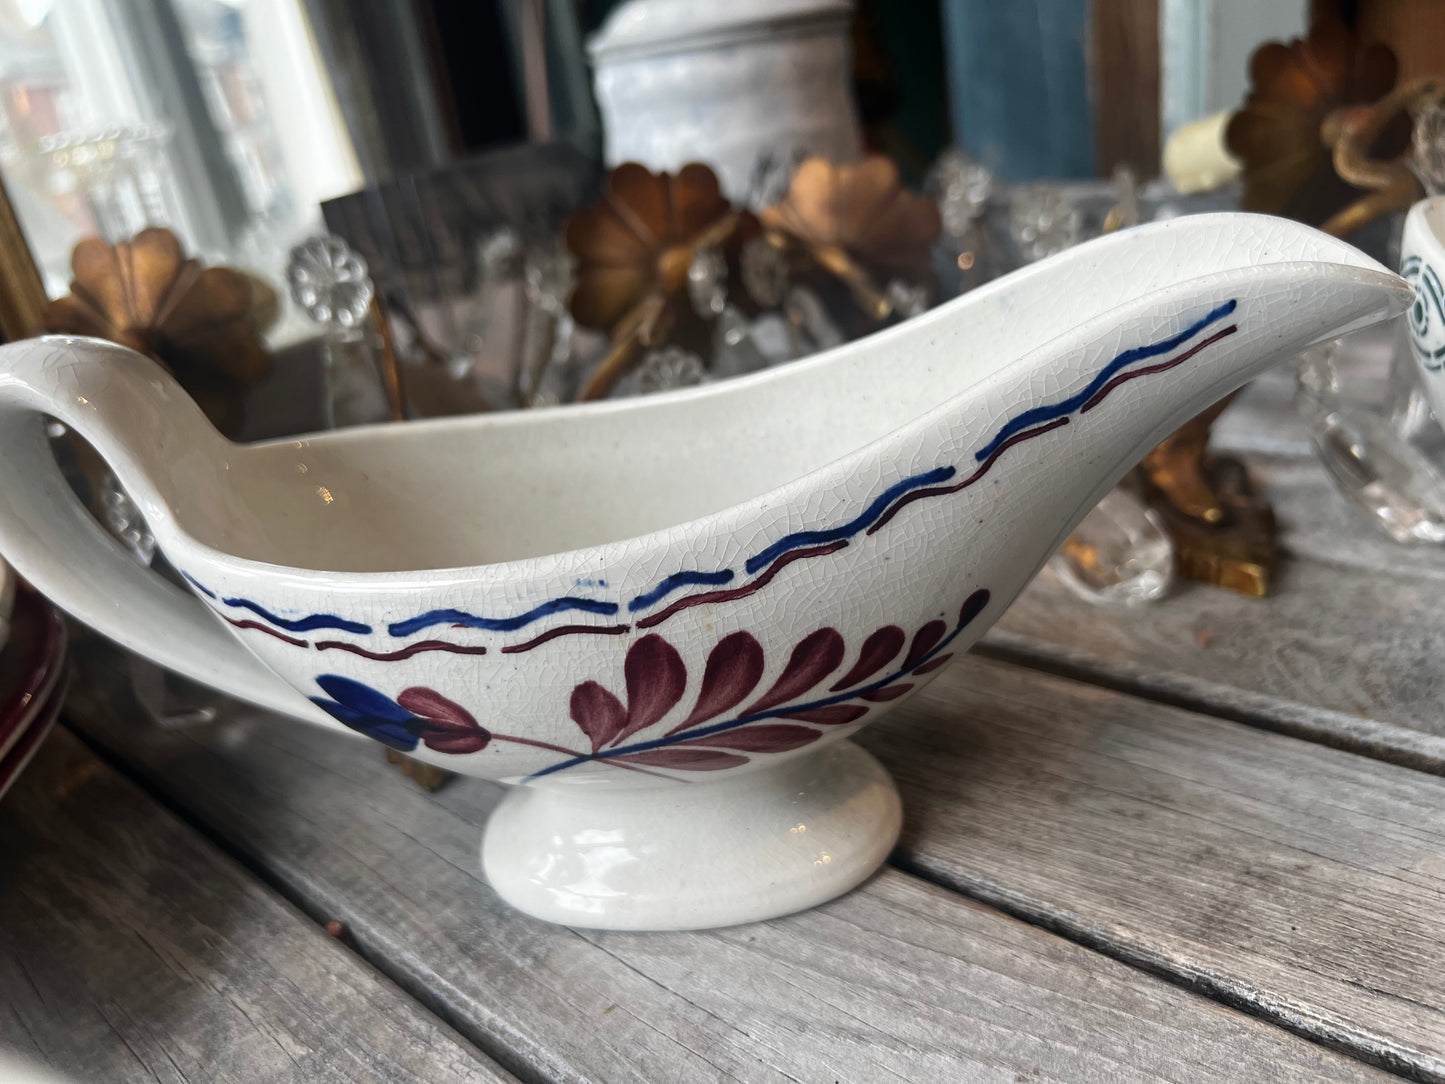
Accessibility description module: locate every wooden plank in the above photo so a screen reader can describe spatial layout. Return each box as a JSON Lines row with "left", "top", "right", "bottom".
{"left": 60, "top": 642, "right": 1387, "bottom": 1083}
{"left": 0, "top": 726, "right": 511, "bottom": 1084}
{"left": 986, "top": 541, "right": 1445, "bottom": 772}
{"left": 987, "top": 364, "right": 1445, "bottom": 772}
{"left": 854, "top": 653, "right": 1445, "bottom": 1080}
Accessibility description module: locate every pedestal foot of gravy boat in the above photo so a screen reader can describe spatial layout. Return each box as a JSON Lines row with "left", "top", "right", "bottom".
{"left": 0, "top": 213, "right": 1413, "bottom": 930}
{"left": 483, "top": 739, "right": 900, "bottom": 930}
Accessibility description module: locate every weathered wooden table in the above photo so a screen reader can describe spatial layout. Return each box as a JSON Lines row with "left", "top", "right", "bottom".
{"left": 4, "top": 368, "right": 1445, "bottom": 1082}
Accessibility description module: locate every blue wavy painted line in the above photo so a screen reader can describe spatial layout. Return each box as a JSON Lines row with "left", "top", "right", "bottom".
{"left": 181, "top": 571, "right": 216, "bottom": 599}
{"left": 972, "top": 298, "right": 1238, "bottom": 463}
{"left": 390, "top": 596, "right": 619, "bottom": 637}
{"left": 222, "top": 597, "right": 372, "bottom": 635}
{"left": 742, "top": 466, "right": 956, "bottom": 576}
{"left": 628, "top": 570, "right": 734, "bottom": 612}
{"left": 191, "top": 300, "right": 1237, "bottom": 644}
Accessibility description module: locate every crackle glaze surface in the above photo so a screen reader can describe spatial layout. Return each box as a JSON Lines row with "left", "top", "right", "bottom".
{"left": 0, "top": 214, "right": 1411, "bottom": 928}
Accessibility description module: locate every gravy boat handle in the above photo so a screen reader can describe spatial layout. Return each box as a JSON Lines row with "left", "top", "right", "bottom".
{"left": 0, "top": 336, "right": 339, "bottom": 726}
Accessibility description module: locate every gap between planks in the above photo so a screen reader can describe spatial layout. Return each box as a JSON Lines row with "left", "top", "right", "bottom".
{"left": 976, "top": 361, "right": 1445, "bottom": 779}
{"left": 0, "top": 726, "right": 515, "bottom": 1084}
{"left": 858, "top": 652, "right": 1445, "bottom": 1083}
{"left": 57, "top": 719, "right": 557, "bottom": 1084}
{"left": 977, "top": 631, "right": 1445, "bottom": 780}
{"left": 886, "top": 850, "right": 1428, "bottom": 1083}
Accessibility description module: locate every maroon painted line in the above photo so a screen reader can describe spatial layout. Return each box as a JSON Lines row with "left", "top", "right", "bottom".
{"left": 500, "top": 623, "right": 631, "bottom": 654}
{"left": 225, "top": 616, "right": 309, "bottom": 648}
{"left": 492, "top": 734, "right": 671, "bottom": 779}
{"left": 0, "top": 686, "right": 63, "bottom": 800}
{"left": 1081, "top": 325, "right": 1237, "bottom": 413}
{"left": 316, "top": 638, "right": 489, "bottom": 661}
{"left": 636, "top": 540, "right": 849, "bottom": 631}
{"left": 864, "top": 325, "right": 1238, "bottom": 541}
{"left": 491, "top": 732, "right": 588, "bottom": 757}
{"left": 867, "top": 417, "right": 1072, "bottom": 537}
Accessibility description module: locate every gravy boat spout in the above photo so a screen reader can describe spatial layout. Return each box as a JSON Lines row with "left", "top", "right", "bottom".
{"left": 0, "top": 213, "right": 1410, "bottom": 930}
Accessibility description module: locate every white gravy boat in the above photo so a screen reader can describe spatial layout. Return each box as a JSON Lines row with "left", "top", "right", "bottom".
{"left": 0, "top": 213, "right": 1410, "bottom": 929}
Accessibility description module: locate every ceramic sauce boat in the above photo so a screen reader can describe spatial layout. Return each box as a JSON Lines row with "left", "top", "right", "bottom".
{"left": 0, "top": 213, "right": 1410, "bottom": 930}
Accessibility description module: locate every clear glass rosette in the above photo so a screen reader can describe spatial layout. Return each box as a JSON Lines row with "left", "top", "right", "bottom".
{"left": 286, "top": 236, "right": 392, "bottom": 428}
{"left": 1296, "top": 323, "right": 1445, "bottom": 544}
{"left": 1293, "top": 96, "right": 1445, "bottom": 545}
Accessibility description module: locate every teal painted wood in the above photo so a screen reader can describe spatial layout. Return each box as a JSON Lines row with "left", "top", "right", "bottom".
{"left": 940, "top": 0, "right": 1094, "bottom": 180}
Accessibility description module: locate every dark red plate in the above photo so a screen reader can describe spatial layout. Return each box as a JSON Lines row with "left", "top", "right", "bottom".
{"left": 0, "top": 583, "right": 67, "bottom": 781}
{"left": 0, "top": 675, "right": 64, "bottom": 800}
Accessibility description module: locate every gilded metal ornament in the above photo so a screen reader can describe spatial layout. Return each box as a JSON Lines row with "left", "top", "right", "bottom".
{"left": 1134, "top": 393, "right": 1277, "bottom": 596}
{"left": 43, "top": 227, "right": 274, "bottom": 434}
{"left": 1227, "top": 16, "right": 1401, "bottom": 230}
{"left": 758, "top": 155, "right": 940, "bottom": 321}
{"left": 565, "top": 162, "right": 741, "bottom": 400}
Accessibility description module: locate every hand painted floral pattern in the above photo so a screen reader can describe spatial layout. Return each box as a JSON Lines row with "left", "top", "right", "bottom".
{"left": 535, "top": 587, "right": 991, "bottom": 778}
{"left": 310, "top": 675, "right": 491, "bottom": 754}
{"left": 308, "top": 588, "right": 990, "bottom": 778}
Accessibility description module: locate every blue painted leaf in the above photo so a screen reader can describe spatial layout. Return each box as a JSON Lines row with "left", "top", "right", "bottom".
{"left": 365, "top": 721, "right": 425, "bottom": 751}
{"left": 308, "top": 695, "right": 366, "bottom": 727}
{"left": 309, "top": 696, "right": 419, "bottom": 752}
{"left": 314, "top": 674, "right": 413, "bottom": 723}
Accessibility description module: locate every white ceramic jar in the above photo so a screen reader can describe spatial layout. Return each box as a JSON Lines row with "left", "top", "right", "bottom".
{"left": 588, "top": 0, "right": 863, "bottom": 200}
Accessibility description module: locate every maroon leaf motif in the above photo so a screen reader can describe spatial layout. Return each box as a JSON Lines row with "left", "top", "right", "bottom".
{"left": 397, "top": 687, "right": 492, "bottom": 754}
{"left": 911, "top": 653, "right": 953, "bottom": 676}
{"left": 829, "top": 625, "right": 906, "bottom": 691}
{"left": 610, "top": 634, "right": 688, "bottom": 745}
{"left": 959, "top": 588, "right": 990, "bottom": 628}
{"left": 861, "top": 683, "right": 912, "bottom": 702}
{"left": 610, "top": 747, "right": 749, "bottom": 771}
{"left": 780, "top": 704, "right": 869, "bottom": 726}
{"left": 570, "top": 680, "right": 627, "bottom": 752}
{"left": 421, "top": 722, "right": 492, "bottom": 754}
{"left": 669, "top": 631, "right": 765, "bottom": 735}
{"left": 678, "top": 723, "right": 822, "bottom": 753}
{"left": 745, "top": 627, "right": 846, "bottom": 714}
{"left": 903, "top": 620, "right": 947, "bottom": 670}
{"left": 396, "top": 686, "right": 476, "bottom": 726}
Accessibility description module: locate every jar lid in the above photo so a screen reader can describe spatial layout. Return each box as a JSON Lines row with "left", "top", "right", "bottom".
{"left": 587, "top": 0, "right": 853, "bottom": 63}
